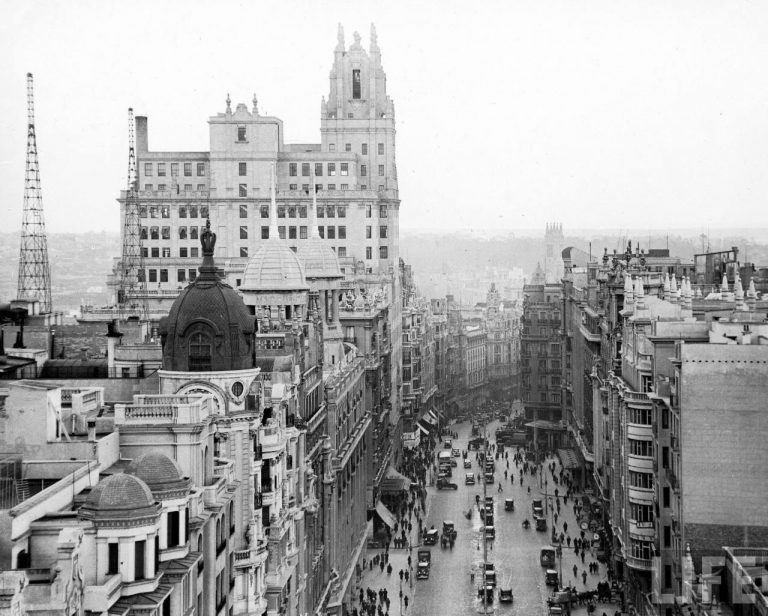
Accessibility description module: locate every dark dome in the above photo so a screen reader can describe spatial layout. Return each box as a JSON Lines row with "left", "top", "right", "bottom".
{"left": 126, "top": 452, "right": 191, "bottom": 499}
{"left": 160, "top": 221, "right": 255, "bottom": 371}
{"left": 79, "top": 474, "right": 160, "bottom": 526}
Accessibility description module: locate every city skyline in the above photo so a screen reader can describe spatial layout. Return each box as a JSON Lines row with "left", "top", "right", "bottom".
{"left": 2, "top": 0, "right": 768, "bottom": 234}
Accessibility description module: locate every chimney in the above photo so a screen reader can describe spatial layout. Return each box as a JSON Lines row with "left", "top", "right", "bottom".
{"left": 87, "top": 418, "right": 97, "bottom": 442}
{"left": 135, "top": 116, "right": 149, "bottom": 153}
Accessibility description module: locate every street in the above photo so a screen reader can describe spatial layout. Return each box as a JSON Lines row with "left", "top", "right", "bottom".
{"left": 413, "top": 418, "right": 611, "bottom": 616}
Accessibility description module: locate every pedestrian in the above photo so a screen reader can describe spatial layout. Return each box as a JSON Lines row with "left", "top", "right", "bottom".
{"left": 573, "top": 564, "right": 578, "bottom": 578}
{"left": 582, "top": 570, "right": 587, "bottom": 585}
{"left": 563, "top": 521, "right": 568, "bottom": 533}
{"left": 380, "top": 559, "right": 385, "bottom": 572}
{"left": 404, "top": 570, "right": 409, "bottom": 582}
{"left": 554, "top": 512, "right": 558, "bottom": 524}
{"left": 404, "top": 596, "right": 409, "bottom": 610}
{"left": 407, "top": 555, "right": 412, "bottom": 568}
{"left": 399, "top": 569, "right": 404, "bottom": 581}
{"left": 567, "top": 535, "right": 571, "bottom": 547}
{"left": 581, "top": 550, "right": 586, "bottom": 563}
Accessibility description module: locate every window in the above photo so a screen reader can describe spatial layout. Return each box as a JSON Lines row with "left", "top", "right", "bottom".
{"left": 278, "top": 226, "right": 286, "bottom": 240}
{"left": 315, "top": 184, "right": 322, "bottom": 193}
{"left": 327, "top": 183, "right": 335, "bottom": 190}
{"left": 300, "top": 226, "right": 307, "bottom": 239}
{"left": 326, "top": 205, "right": 335, "bottom": 218}
{"left": 366, "top": 226, "right": 372, "bottom": 239}
{"left": 318, "top": 226, "right": 324, "bottom": 239}
{"left": 338, "top": 226, "right": 346, "bottom": 239}
{"left": 161, "top": 227, "right": 170, "bottom": 240}
{"left": 239, "top": 204, "right": 248, "bottom": 218}
{"left": 366, "top": 204, "right": 372, "bottom": 218}
{"left": 157, "top": 163, "right": 166, "bottom": 176}
{"left": 340, "top": 184, "right": 348, "bottom": 190}
{"left": 184, "top": 184, "right": 192, "bottom": 191}
{"left": 157, "top": 184, "right": 166, "bottom": 191}
{"left": 366, "top": 246, "right": 372, "bottom": 260}
{"left": 327, "top": 226, "right": 336, "bottom": 239}
{"left": 184, "top": 162, "right": 192, "bottom": 176}
{"left": 338, "top": 247, "right": 347, "bottom": 257}
{"left": 200, "top": 205, "right": 208, "bottom": 218}
{"left": 663, "top": 526, "right": 671, "bottom": 548}
{"left": 179, "top": 206, "right": 187, "bottom": 218}
{"left": 259, "top": 205, "right": 269, "bottom": 218}
{"left": 317, "top": 206, "right": 324, "bottom": 218}
{"left": 378, "top": 185, "right": 384, "bottom": 190}
{"left": 144, "top": 184, "right": 152, "bottom": 192}
{"left": 178, "top": 269, "right": 186, "bottom": 283}
{"left": 160, "top": 269, "right": 168, "bottom": 283}
{"left": 190, "top": 227, "right": 198, "bottom": 240}
{"left": 161, "top": 206, "right": 169, "bottom": 218}
{"left": 379, "top": 204, "right": 387, "bottom": 217}
{"left": 329, "top": 143, "right": 335, "bottom": 152}
{"left": 162, "top": 247, "right": 171, "bottom": 258}
{"left": 239, "top": 162, "right": 247, "bottom": 176}
{"left": 197, "top": 163, "right": 205, "bottom": 176}
{"left": 180, "top": 247, "right": 188, "bottom": 258}
{"left": 189, "top": 332, "right": 212, "bottom": 371}
{"left": 378, "top": 164, "right": 384, "bottom": 176}
{"left": 191, "top": 247, "right": 198, "bottom": 258}
{"left": 288, "top": 205, "right": 296, "bottom": 218}
{"left": 337, "top": 205, "right": 346, "bottom": 218}
{"left": 302, "top": 184, "right": 310, "bottom": 192}
{"left": 298, "top": 205, "right": 307, "bottom": 218}
{"left": 380, "top": 225, "right": 388, "bottom": 238}
{"left": 662, "top": 486, "right": 670, "bottom": 508}
{"left": 289, "top": 183, "right": 297, "bottom": 190}
{"left": 151, "top": 247, "right": 160, "bottom": 258}
{"left": 379, "top": 246, "right": 388, "bottom": 259}
{"left": 340, "top": 163, "right": 348, "bottom": 176}
{"left": 352, "top": 69, "right": 361, "bottom": 99}
{"left": 141, "top": 227, "right": 148, "bottom": 240}
{"left": 328, "top": 163, "right": 336, "bottom": 176}
{"left": 240, "top": 247, "right": 248, "bottom": 257}
{"left": 148, "top": 269, "right": 157, "bottom": 282}
{"left": 108, "top": 542, "right": 119, "bottom": 574}
{"left": 150, "top": 226, "right": 159, "bottom": 240}
{"left": 289, "top": 163, "right": 297, "bottom": 177}
{"left": 361, "top": 164, "right": 367, "bottom": 177}
{"left": 171, "top": 163, "right": 179, "bottom": 177}
{"left": 302, "top": 163, "right": 310, "bottom": 176}
{"left": 289, "top": 226, "right": 297, "bottom": 239}
{"left": 197, "top": 184, "right": 206, "bottom": 191}
{"left": 149, "top": 206, "right": 158, "bottom": 218}
{"left": 628, "top": 439, "right": 652, "bottom": 457}
{"left": 345, "top": 143, "right": 351, "bottom": 152}
{"left": 378, "top": 142, "right": 384, "bottom": 155}
{"left": 362, "top": 143, "right": 368, "bottom": 155}
{"left": 239, "top": 184, "right": 247, "bottom": 197}
{"left": 278, "top": 206, "right": 286, "bottom": 218}
{"left": 239, "top": 226, "right": 248, "bottom": 240}
{"left": 144, "top": 163, "right": 152, "bottom": 176}
{"left": 189, "top": 269, "right": 197, "bottom": 281}
{"left": 135, "top": 540, "right": 146, "bottom": 579}
{"left": 142, "top": 247, "right": 148, "bottom": 258}
{"left": 261, "top": 226, "right": 269, "bottom": 239}
{"left": 237, "top": 126, "right": 246, "bottom": 142}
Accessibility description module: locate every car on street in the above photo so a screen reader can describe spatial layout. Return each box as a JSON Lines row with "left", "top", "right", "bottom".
{"left": 450, "top": 458, "right": 458, "bottom": 467}
{"left": 443, "top": 439, "right": 452, "bottom": 449}
{"left": 436, "top": 477, "right": 458, "bottom": 490}
{"left": 504, "top": 498, "right": 515, "bottom": 511}
{"left": 540, "top": 546, "right": 556, "bottom": 567}
{"left": 484, "top": 525, "right": 496, "bottom": 539}
{"left": 477, "top": 585, "right": 494, "bottom": 603}
{"left": 545, "top": 569, "right": 559, "bottom": 587}
{"left": 499, "top": 588, "right": 513, "bottom": 603}
{"left": 465, "top": 472, "right": 475, "bottom": 485}
{"left": 442, "top": 521, "right": 457, "bottom": 539}
{"left": 463, "top": 459, "right": 472, "bottom": 469}
{"left": 484, "top": 472, "right": 494, "bottom": 484}
{"left": 535, "top": 516, "right": 547, "bottom": 531}
{"left": 452, "top": 448, "right": 461, "bottom": 457}
{"left": 424, "top": 529, "right": 439, "bottom": 545}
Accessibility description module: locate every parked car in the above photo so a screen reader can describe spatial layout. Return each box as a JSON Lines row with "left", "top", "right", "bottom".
{"left": 535, "top": 516, "right": 547, "bottom": 531}
{"left": 499, "top": 588, "right": 513, "bottom": 603}
{"left": 545, "top": 569, "right": 559, "bottom": 587}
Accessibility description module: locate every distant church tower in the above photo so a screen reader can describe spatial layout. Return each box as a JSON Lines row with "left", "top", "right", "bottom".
{"left": 544, "top": 223, "right": 564, "bottom": 283}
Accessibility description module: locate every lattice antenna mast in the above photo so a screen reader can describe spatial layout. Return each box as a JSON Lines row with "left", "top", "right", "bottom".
{"left": 118, "top": 108, "right": 148, "bottom": 323}
{"left": 17, "top": 73, "right": 52, "bottom": 314}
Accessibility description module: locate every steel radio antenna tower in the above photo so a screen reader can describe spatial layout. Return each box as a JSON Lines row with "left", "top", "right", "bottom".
{"left": 117, "top": 108, "right": 148, "bottom": 324}
{"left": 17, "top": 73, "right": 52, "bottom": 314}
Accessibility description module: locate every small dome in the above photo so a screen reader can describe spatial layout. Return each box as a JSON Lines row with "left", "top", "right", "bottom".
{"left": 126, "top": 452, "right": 191, "bottom": 499}
{"left": 298, "top": 240, "right": 343, "bottom": 279}
{"left": 80, "top": 474, "right": 160, "bottom": 525}
{"left": 241, "top": 242, "right": 309, "bottom": 291}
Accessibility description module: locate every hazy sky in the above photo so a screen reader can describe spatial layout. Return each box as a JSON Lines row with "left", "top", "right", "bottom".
{"left": 2, "top": 0, "right": 768, "bottom": 235}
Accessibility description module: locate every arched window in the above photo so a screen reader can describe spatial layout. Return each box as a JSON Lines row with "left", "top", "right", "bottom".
{"left": 189, "top": 332, "right": 212, "bottom": 371}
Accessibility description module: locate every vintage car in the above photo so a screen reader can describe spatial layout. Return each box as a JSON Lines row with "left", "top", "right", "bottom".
{"left": 535, "top": 516, "right": 548, "bottom": 532}
{"left": 545, "top": 569, "right": 559, "bottom": 587}
{"left": 424, "top": 529, "right": 439, "bottom": 545}
{"left": 465, "top": 472, "right": 476, "bottom": 485}
{"left": 436, "top": 477, "right": 458, "bottom": 490}
{"left": 504, "top": 498, "right": 515, "bottom": 512}
{"left": 442, "top": 521, "right": 457, "bottom": 539}
{"left": 499, "top": 588, "right": 513, "bottom": 603}
{"left": 463, "top": 459, "right": 472, "bottom": 469}
{"left": 452, "top": 448, "right": 461, "bottom": 457}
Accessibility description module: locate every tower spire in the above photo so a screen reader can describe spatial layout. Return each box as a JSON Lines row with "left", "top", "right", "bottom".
{"left": 118, "top": 108, "right": 149, "bottom": 324}
{"left": 17, "top": 72, "right": 52, "bottom": 314}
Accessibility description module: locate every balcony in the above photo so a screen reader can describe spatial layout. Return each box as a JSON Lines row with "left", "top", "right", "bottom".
{"left": 626, "top": 555, "right": 653, "bottom": 571}
{"left": 260, "top": 423, "right": 285, "bottom": 454}
{"left": 233, "top": 540, "right": 268, "bottom": 568}
{"left": 84, "top": 573, "right": 123, "bottom": 612}
{"left": 629, "top": 519, "right": 656, "bottom": 538}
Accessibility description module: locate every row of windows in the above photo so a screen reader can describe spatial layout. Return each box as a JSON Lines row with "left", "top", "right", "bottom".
{"left": 289, "top": 183, "right": 385, "bottom": 192}
{"left": 143, "top": 184, "right": 208, "bottom": 193}
{"left": 140, "top": 205, "right": 209, "bottom": 219}
{"left": 289, "top": 162, "right": 385, "bottom": 177}
{"left": 144, "top": 162, "right": 206, "bottom": 177}
{"left": 326, "top": 142, "right": 386, "bottom": 155}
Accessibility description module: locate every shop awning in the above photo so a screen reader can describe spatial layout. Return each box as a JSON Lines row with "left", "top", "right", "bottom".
{"left": 380, "top": 466, "right": 412, "bottom": 493}
{"left": 525, "top": 420, "right": 566, "bottom": 431}
{"left": 417, "top": 422, "right": 430, "bottom": 435}
{"left": 375, "top": 501, "right": 397, "bottom": 528}
{"left": 557, "top": 448, "right": 580, "bottom": 470}
{"left": 428, "top": 409, "right": 438, "bottom": 421}
{"left": 421, "top": 411, "right": 437, "bottom": 425}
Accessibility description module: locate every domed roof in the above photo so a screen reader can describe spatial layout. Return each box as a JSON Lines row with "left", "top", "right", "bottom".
{"left": 79, "top": 473, "right": 160, "bottom": 525}
{"left": 298, "top": 239, "right": 343, "bottom": 280}
{"left": 159, "top": 220, "right": 255, "bottom": 372}
{"left": 241, "top": 241, "right": 309, "bottom": 291}
{"left": 126, "top": 452, "right": 191, "bottom": 499}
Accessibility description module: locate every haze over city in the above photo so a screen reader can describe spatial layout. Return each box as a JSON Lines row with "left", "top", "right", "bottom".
{"left": 2, "top": 0, "right": 768, "bottom": 234}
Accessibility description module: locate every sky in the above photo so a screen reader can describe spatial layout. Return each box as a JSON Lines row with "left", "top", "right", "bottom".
{"left": 1, "top": 0, "right": 768, "bottom": 235}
